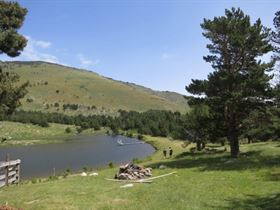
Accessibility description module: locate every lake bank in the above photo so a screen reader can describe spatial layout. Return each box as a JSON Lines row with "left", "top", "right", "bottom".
{"left": 0, "top": 137, "right": 279, "bottom": 210}
{"left": 0, "top": 121, "right": 108, "bottom": 147}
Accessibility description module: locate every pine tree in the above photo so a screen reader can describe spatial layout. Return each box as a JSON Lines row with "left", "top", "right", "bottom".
{"left": 186, "top": 8, "right": 274, "bottom": 157}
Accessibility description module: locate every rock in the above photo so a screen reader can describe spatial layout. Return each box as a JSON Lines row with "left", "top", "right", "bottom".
{"left": 89, "top": 172, "right": 98, "bottom": 176}
{"left": 81, "top": 172, "right": 87, "bottom": 177}
{"left": 115, "top": 163, "right": 153, "bottom": 180}
{"left": 159, "top": 165, "right": 167, "bottom": 169}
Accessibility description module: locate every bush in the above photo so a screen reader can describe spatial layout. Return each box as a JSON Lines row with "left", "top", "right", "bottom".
{"left": 77, "top": 127, "right": 83, "bottom": 133}
{"left": 190, "top": 147, "right": 196, "bottom": 153}
{"left": 65, "top": 127, "right": 71, "bottom": 133}
{"left": 48, "top": 175, "right": 58, "bottom": 181}
{"left": 26, "top": 97, "right": 34, "bottom": 103}
{"left": 126, "top": 132, "right": 133, "bottom": 138}
{"left": 108, "top": 162, "right": 114, "bottom": 168}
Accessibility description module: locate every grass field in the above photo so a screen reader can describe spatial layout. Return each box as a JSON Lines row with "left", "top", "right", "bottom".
{"left": 0, "top": 136, "right": 279, "bottom": 210}
{"left": 1, "top": 61, "right": 189, "bottom": 115}
{"left": 0, "top": 121, "right": 109, "bottom": 147}
{"left": 0, "top": 121, "right": 78, "bottom": 146}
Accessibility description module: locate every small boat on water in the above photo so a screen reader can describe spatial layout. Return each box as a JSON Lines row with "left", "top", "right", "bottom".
{"left": 117, "top": 139, "right": 144, "bottom": 146}
{"left": 117, "top": 139, "right": 124, "bottom": 145}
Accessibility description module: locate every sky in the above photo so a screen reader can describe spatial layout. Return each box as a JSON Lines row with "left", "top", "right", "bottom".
{"left": 1, "top": 0, "right": 279, "bottom": 94}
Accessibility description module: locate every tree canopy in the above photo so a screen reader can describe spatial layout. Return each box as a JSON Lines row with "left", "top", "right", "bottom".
{"left": 0, "top": 1, "right": 27, "bottom": 57}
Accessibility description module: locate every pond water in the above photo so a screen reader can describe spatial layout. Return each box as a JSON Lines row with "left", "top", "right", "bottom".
{"left": 0, "top": 135, "right": 155, "bottom": 179}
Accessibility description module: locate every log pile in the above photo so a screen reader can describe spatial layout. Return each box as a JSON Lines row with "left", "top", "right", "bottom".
{"left": 114, "top": 163, "right": 152, "bottom": 180}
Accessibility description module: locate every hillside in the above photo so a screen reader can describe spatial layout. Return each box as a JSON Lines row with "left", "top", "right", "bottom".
{"left": 1, "top": 61, "right": 189, "bottom": 115}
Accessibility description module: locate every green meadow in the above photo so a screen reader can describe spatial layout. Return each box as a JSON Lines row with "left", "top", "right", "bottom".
{"left": 0, "top": 135, "right": 279, "bottom": 210}
{"left": 0, "top": 121, "right": 77, "bottom": 146}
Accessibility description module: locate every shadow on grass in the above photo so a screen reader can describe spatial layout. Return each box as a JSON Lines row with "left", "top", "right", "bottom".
{"left": 147, "top": 151, "right": 280, "bottom": 171}
{"left": 213, "top": 193, "right": 280, "bottom": 210}
{"left": 175, "top": 149, "right": 226, "bottom": 159}
{"left": 263, "top": 171, "right": 280, "bottom": 181}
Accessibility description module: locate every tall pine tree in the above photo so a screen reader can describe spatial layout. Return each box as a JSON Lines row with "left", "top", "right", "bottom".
{"left": 186, "top": 8, "right": 274, "bottom": 157}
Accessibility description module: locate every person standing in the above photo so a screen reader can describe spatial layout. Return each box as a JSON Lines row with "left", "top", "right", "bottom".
{"left": 169, "top": 147, "right": 173, "bottom": 158}
{"left": 163, "top": 148, "right": 167, "bottom": 158}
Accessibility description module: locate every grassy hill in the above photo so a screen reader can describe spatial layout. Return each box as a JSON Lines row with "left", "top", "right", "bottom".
{"left": 1, "top": 61, "right": 189, "bottom": 115}
{"left": 0, "top": 137, "right": 279, "bottom": 210}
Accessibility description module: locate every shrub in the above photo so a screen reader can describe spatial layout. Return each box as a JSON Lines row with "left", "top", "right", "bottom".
{"left": 26, "top": 97, "right": 34, "bottom": 103}
{"left": 126, "top": 132, "right": 133, "bottom": 138}
{"left": 190, "top": 147, "right": 196, "bottom": 153}
{"left": 108, "top": 162, "right": 114, "bottom": 168}
{"left": 77, "top": 127, "right": 83, "bottom": 133}
{"left": 65, "top": 127, "right": 71, "bottom": 133}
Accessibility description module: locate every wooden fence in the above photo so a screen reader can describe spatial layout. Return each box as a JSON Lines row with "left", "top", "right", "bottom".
{"left": 0, "top": 155, "right": 21, "bottom": 188}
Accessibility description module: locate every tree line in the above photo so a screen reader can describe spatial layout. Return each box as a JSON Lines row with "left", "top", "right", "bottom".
{"left": 0, "top": 109, "right": 186, "bottom": 138}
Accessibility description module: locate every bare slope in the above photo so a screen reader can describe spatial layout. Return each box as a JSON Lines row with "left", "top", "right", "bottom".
{"left": 1, "top": 61, "right": 188, "bottom": 115}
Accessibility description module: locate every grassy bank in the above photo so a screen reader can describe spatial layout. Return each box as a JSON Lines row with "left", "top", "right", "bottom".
{"left": 0, "top": 121, "right": 106, "bottom": 147}
{"left": 0, "top": 136, "right": 279, "bottom": 210}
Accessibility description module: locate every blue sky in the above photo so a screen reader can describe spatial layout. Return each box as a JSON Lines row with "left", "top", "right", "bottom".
{"left": 1, "top": 0, "right": 279, "bottom": 94}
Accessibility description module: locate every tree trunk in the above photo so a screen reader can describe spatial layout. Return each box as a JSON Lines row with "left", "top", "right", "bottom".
{"left": 227, "top": 112, "right": 240, "bottom": 158}
{"left": 202, "top": 142, "right": 206, "bottom": 149}
{"left": 196, "top": 141, "right": 202, "bottom": 151}
{"left": 229, "top": 134, "right": 239, "bottom": 158}
{"left": 247, "top": 136, "right": 252, "bottom": 144}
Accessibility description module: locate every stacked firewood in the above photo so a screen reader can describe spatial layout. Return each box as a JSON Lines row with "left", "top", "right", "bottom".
{"left": 114, "top": 163, "right": 152, "bottom": 180}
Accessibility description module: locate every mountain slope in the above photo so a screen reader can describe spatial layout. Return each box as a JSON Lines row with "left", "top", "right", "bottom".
{"left": 1, "top": 61, "right": 189, "bottom": 115}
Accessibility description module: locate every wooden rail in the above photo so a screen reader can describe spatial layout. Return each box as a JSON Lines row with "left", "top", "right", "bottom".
{"left": 0, "top": 156, "right": 21, "bottom": 188}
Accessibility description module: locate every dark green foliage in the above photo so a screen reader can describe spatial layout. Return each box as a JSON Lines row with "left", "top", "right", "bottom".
{"left": 0, "top": 1, "right": 28, "bottom": 117}
{"left": 272, "top": 11, "right": 280, "bottom": 62}
{"left": 65, "top": 127, "right": 71, "bottom": 133}
{"left": 186, "top": 8, "right": 274, "bottom": 157}
{"left": 108, "top": 162, "right": 114, "bottom": 168}
{"left": 63, "top": 103, "right": 79, "bottom": 111}
{"left": 76, "top": 127, "right": 83, "bottom": 133}
{"left": 184, "top": 104, "right": 211, "bottom": 150}
{"left": 1, "top": 109, "right": 187, "bottom": 139}
{"left": 0, "top": 1, "right": 28, "bottom": 57}
{"left": 26, "top": 97, "right": 34, "bottom": 103}
{"left": 0, "top": 69, "right": 29, "bottom": 117}
{"left": 137, "top": 134, "right": 144, "bottom": 140}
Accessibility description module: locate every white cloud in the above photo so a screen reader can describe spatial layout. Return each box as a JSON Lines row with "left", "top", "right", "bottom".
{"left": 78, "top": 54, "right": 99, "bottom": 68}
{"left": 23, "top": 40, "right": 58, "bottom": 63}
{"left": 161, "top": 53, "right": 173, "bottom": 60}
{"left": 0, "top": 35, "right": 60, "bottom": 64}
{"left": 35, "top": 40, "right": 51, "bottom": 49}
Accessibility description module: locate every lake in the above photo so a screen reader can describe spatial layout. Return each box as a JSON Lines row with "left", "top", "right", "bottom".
{"left": 0, "top": 135, "right": 155, "bottom": 179}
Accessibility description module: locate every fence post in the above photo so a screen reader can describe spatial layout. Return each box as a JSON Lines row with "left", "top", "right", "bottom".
{"left": 16, "top": 163, "right": 20, "bottom": 185}
{"left": 5, "top": 154, "right": 10, "bottom": 187}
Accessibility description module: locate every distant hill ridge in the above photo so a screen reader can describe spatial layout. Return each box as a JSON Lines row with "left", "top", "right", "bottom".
{"left": 1, "top": 61, "right": 189, "bottom": 115}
